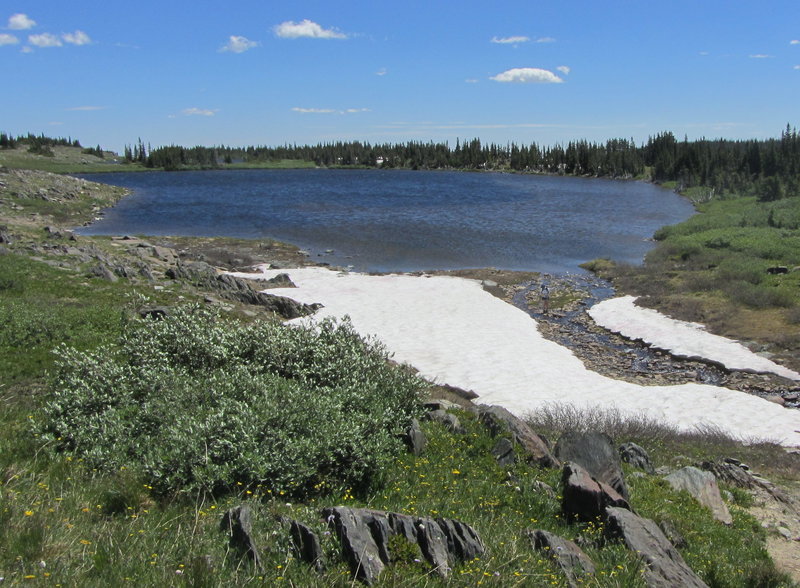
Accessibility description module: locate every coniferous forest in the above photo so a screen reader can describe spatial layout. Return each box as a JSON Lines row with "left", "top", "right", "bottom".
{"left": 3, "top": 127, "right": 799, "bottom": 201}
{"left": 124, "top": 125, "right": 800, "bottom": 201}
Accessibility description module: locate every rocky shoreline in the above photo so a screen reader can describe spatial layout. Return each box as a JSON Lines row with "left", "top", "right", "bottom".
{"left": 501, "top": 273, "right": 800, "bottom": 406}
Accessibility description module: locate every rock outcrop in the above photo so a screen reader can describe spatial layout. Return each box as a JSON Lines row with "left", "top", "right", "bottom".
{"left": 477, "top": 405, "right": 559, "bottom": 468}
{"left": 604, "top": 506, "right": 708, "bottom": 587}
{"left": 219, "top": 505, "right": 262, "bottom": 570}
{"left": 561, "top": 461, "right": 630, "bottom": 522}
{"left": 322, "top": 507, "right": 484, "bottom": 584}
{"left": 664, "top": 467, "right": 733, "bottom": 525}
{"left": 555, "top": 431, "right": 629, "bottom": 501}
{"left": 528, "top": 529, "right": 596, "bottom": 587}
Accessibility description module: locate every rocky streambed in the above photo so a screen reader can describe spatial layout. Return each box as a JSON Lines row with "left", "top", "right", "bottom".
{"left": 501, "top": 273, "right": 800, "bottom": 407}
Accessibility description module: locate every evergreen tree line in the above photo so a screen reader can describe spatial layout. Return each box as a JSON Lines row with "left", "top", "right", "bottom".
{"left": 138, "top": 125, "right": 800, "bottom": 201}
{"left": 0, "top": 132, "right": 82, "bottom": 157}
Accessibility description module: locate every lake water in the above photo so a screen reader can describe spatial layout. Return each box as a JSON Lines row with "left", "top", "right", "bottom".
{"left": 77, "top": 169, "right": 695, "bottom": 273}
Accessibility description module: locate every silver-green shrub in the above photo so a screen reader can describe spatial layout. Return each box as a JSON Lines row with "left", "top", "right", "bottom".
{"left": 40, "top": 305, "right": 427, "bottom": 498}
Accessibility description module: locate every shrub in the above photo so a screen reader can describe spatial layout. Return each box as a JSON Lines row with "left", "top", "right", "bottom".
{"left": 39, "top": 305, "right": 427, "bottom": 499}
{"left": 725, "top": 281, "right": 794, "bottom": 309}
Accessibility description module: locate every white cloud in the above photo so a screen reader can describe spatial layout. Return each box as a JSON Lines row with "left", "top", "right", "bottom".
{"left": 220, "top": 35, "right": 259, "bottom": 53}
{"left": 0, "top": 33, "right": 19, "bottom": 46}
{"left": 465, "top": 78, "right": 479, "bottom": 83}
{"left": 274, "top": 19, "right": 346, "bottom": 40}
{"left": 293, "top": 107, "right": 337, "bottom": 114}
{"left": 749, "top": 54, "right": 772, "bottom": 59}
{"left": 62, "top": 30, "right": 91, "bottom": 45}
{"left": 8, "top": 13, "right": 36, "bottom": 30}
{"left": 292, "top": 107, "right": 369, "bottom": 114}
{"left": 556, "top": 65, "right": 571, "bottom": 75}
{"left": 182, "top": 107, "right": 218, "bottom": 116}
{"left": 535, "top": 36, "right": 556, "bottom": 43}
{"left": 491, "top": 35, "right": 530, "bottom": 44}
{"left": 794, "top": 65, "right": 800, "bottom": 70}
{"left": 66, "top": 105, "right": 106, "bottom": 111}
{"left": 28, "top": 33, "right": 62, "bottom": 48}
{"left": 490, "top": 67, "right": 563, "bottom": 84}
{"left": 376, "top": 67, "right": 387, "bottom": 76}
{"left": 791, "top": 40, "right": 799, "bottom": 45}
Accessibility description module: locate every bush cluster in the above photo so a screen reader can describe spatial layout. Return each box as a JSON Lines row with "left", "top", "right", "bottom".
{"left": 39, "top": 305, "right": 427, "bottom": 498}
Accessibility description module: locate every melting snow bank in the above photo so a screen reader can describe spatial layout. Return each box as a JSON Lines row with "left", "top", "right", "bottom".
{"left": 228, "top": 266, "right": 800, "bottom": 447}
{"left": 589, "top": 295, "right": 800, "bottom": 381}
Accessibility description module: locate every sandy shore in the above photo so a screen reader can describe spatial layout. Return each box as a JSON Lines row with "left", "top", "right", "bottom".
{"left": 229, "top": 265, "right": 800, "bottom": 447}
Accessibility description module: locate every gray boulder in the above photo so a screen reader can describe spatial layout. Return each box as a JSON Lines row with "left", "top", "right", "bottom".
{"left": 555, "top": 431, "right": 629, "bottom": 501}
{"left": 323, "top": 507, "right": 386, "bottom": 585}
{"left": 87, "top": 263, "right": 118, "bottom": 282}
{"left": 402, "top": 418, "right": 427, "bottom": 456}
{"left": 562, "top": 462, "right": 630, "bottom": 522}
{"left": 478, "top": 405, "right": 559, "bottom": 468}
{"left": 289, "top": 519, "right": 324, "bottom": 571}
{"left": 491, "top": 437, "right": 516, "bottom": 466}
{"left": 664, "top": 467, "right": 732, "bottom": 525}
{"left": 424, "top": 409, "right": 466, "bottom": 434}
{"left": 619, "top": 441, "right": 655, "bottom": 474}
{"left": 166, "top": 262, "right": 320, "bottom": 319}
{"left": 529, "top": 529, "right": 596, "bottom": 587}
{"left": 220, "top": 506, "right": 262, "bottom": 570}
{"left": 605, "top": 506, "right": 708, "bottom": 587}
{"left": 265, "top": 272, "right": 296, "bottom": 287}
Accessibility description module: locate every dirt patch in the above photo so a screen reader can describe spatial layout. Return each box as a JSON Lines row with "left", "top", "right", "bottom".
{"left": 746, "top": 479, "right": 800, "bottom": 582}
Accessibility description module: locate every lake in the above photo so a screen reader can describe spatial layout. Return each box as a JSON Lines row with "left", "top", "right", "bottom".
{"left": 77, "top": 169, "right": 695, "bottom": 273}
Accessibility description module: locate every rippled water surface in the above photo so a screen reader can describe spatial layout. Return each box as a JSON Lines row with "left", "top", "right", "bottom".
{"left": 78, "top": 169, "right": 695, "bottom": 273}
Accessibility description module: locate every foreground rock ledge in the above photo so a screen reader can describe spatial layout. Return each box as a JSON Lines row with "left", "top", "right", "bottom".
{"left": 322, "top": 506, "right": 484, "bottom": 585}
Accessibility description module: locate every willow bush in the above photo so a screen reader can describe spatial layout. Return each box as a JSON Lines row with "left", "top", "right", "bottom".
{"left": 39, "top": 305, "right": 427, "bottom": 499}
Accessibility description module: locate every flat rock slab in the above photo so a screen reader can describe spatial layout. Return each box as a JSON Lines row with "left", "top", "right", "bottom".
{"left": 664, "top": 466, "right": 732, "bottom": 525}
{"left": 605, "top": 506, "right": 708, "bottom": 588}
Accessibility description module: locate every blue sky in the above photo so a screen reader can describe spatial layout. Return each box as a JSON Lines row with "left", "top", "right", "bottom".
{"left": 2, "top": 1, "right": 799, "bottom": 153}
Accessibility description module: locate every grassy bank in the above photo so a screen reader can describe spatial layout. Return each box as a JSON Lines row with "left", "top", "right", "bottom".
{"left": 583, "top": 188, "right": 800, "bottom": 372}
{"left": 0, "top": 145, "right": 315, "bottom": 174}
